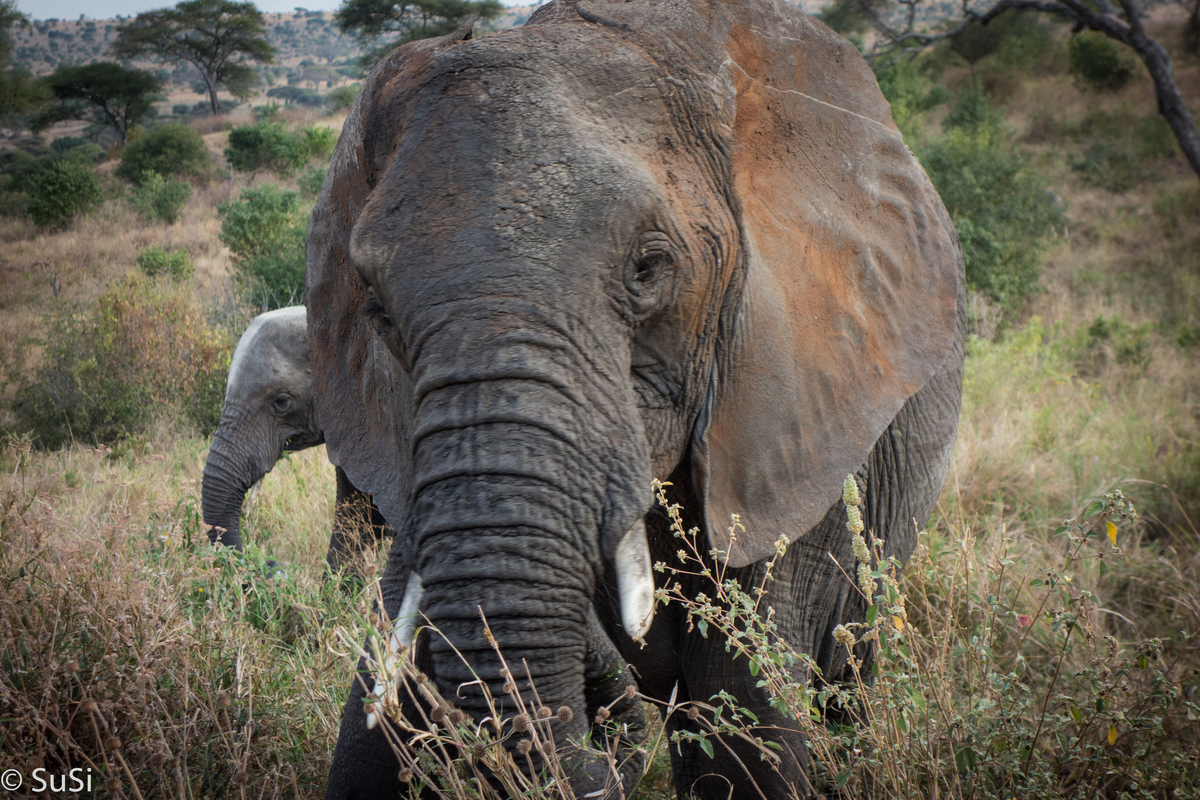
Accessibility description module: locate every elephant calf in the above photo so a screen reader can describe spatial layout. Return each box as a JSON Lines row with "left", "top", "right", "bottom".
{"left": 201, "top": 306, "right": 392, "bottom": 574}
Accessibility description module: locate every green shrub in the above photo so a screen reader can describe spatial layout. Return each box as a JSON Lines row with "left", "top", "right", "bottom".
{"left": 10, "top": 278, "right": 232, "bottom": 448}
{"left": 1068, "top": 32, "right": 1135, "bottom": 92}
{"left": 917, "top": 103, "right": 1065, "bottom": 310}
{"left": 225, "top": 121, "right": 310, "bottom": 176}
{"left": 136, "top": 244, "right": 194, "bottom": 279}
{"left": 25, "top": 157, "right": 102, "bottom": 229}
{"left": 304, "top": 125, "right": 336, "bottom": 161}
{"left": 872, "top": 60, "right": 951, "bottom": 141}
{"left": 1071, "top": 140, "right": 1142, "bottom": 192}
{"left": 298, "top": 165, "right": 327, "bottom": 197}
{"left": 327, "top": 83, "right": 360, "bottom": 112}
{"left": 218, "top": 184, "right": 308, "bottom": 308}
{"left": 117, "top": 122, "right": 211, "bottom": 184}
{"left": 128, "top": 170, "right": 193, "bottom": 224}
{"left": 944, "top": 85, "right": 1003, "bottom": 133}
{"left": 1132, "top": 115, "right": 1176, "bottom": 161}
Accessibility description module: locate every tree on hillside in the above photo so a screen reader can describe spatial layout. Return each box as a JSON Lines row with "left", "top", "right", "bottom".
{"left": 34, "top": 62, "right": 162, "bottom": 143}
{"left": 835, "top": 0, "right": 1200, "bottom": 182}
{"left": 0, "top": 0, "right": 46, "bottom": 130}
{"left": 335, "top": 0, "right": 502, "bottom": 68}
{"left": 113, "top": 0, "right": 274, "bottom": 116}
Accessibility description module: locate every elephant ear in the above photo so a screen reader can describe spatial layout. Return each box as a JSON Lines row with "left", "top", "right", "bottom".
{"left": 695, "top": 0, "right": 962, "bottom": 566}
{"left": 306, "top": 24, "right": 474, "bottom": 530}
{"left": 569, "top": 0, "right": 962, "bottom": 565}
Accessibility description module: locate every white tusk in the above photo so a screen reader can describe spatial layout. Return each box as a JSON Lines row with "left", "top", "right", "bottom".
{"left": 615, "top": 520, "right": 655, "bottom": 643}
{"left": 390, "top": 572, "right": 424, "bottom": 652}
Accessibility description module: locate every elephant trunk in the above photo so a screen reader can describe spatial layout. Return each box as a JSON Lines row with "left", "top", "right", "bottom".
{"left": 201, "top": 411, "right": 274, "bottom": 550}
{"left": 403, "top": 327, "right": 645, "bottom": 796}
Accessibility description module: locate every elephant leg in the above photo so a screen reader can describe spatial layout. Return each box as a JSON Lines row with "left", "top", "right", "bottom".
{"left": 327, "top": 466, "right": 394, "bottom": 579}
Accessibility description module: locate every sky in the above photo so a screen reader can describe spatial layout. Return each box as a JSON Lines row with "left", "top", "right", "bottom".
{"left": 16, "top": 0, "right": 529, "bottom": 20}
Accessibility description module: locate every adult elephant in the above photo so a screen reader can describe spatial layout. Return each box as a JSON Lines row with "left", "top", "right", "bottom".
{"left": 307, "top": 0, "right": 966, "bottom": 795}
{"left": 200, "top": 306, "right": 391, "bottom": 573}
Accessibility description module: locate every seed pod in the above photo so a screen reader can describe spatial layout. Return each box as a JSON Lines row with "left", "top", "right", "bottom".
{"left": 415, "top": 673, "right": 428, "bottom": 684}
{"left": 447, "top": 709, "right": 466, "bottom": 725}
{"left": 398, "top": 769, "right": 413, "bottom": 783}
{"left": 105, "top": 737, "right": 122, "bottom": 751}
{"left": 557, "top": 706, "right": 573, "bottom": 724}
{"left": 502, "top": 681, "right": 516, "bottom": 694}
{"left": 624, "top": 685, "right": 637, "bottom": 700}
{"left": 104, "top": 778, "right": 121, "bottom": 793}
{"left": 65, "top": 660, "right": 79, "bottom": 674}
{"left": 430, "top": 706, "right": 447, "bottom": 724}
{"left": 541, "top": 740, "right": 554, "bottom": 755}
{"left": 517, "top": 739, "right": 533, "bottom": 755}
{"left": 594, "top": 707, "right": 610, "bottom": 722}
{"left": 472, "top": 743, "right": 487, "bottom": 759}
{"left": 687, "top": 706, "right": 701, "bottom": 721}
{"left": 149, "top": 753, "right": 168, "bottom": 768}
{"left": 842, "top": 475, "right": 861, "bottom": 507}
{"left": 80, "top": 699, "right": 98, "bottom": 714}
{"left": 215, "top": 692, "right": 230, "bottom": 709}
{"left": 537, "top": 707, "right": 552, "bottom": 719}
{"left": 512, "top": 713, "right": 531, "bottom": 733}
{"left": 232, "top": 772, "right": 247, "bottom": 786}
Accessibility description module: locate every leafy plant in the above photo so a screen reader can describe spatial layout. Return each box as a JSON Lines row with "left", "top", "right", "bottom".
{"left": 136, "top": 244, "right": 194, "bottom": 279}
{"left": 218, "top": 183, "right": 308, "bottom": 307}
{"left": 918, "top": 98, "right": 1064, "bottom": 311}
{"left": 327, "top": 82, "right": 360, "bottom": 112}
{"left": 34, "top": 62, "right": 162, "bottom": 143}
{"left": 10, "top": 278, "right": 232, "bottom": 447}
{"left": 224, "top": 121, "right": 331, "bottom": 176}
{"left": 1068, "top": 31, "right": 1135, "bottom": 92}
{"left": 298, "top": 164, "right": 327, "bottom": 197}
{"left": 128, "top": 169, "right": 192, "bottom": 224}
{"left": 116, "top": 121, "right": 211, "bottom": 184}
{"left": 25, "top": 156, "right": 102, "bottom": 229}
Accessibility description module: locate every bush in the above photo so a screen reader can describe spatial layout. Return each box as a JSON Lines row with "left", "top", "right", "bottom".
{"left": 218, "top": 184, "right": 308, "bottom": 308}
{"left": 944, "top": 84, "right": 1003, "bottom": 133}
{"left": 917, "top": 97, "right": 1065, "bottom": 311}
{"left": 10, "top": 279, "right": 232, "bottom": 448}
{"left": 298, "top": 165, "right": 327, "bottom": 197}
{"left": 305, "top": 125, "right": 336, "bottom": 161}
{"left": 136, "top": 244, "right": 194, "bottom": 279}
{"left": 1069, "top": 32, "right": 1135, "bottom": 92}
{"left": 128, "top": 170, "right": 193, "bottom": 224}
{"left": 172, "top": 103, "right": 190, "bottom": 116}
{"left": 873, "top": 60, "right": 951, "bottom": 140}
{"left": 327, "top": 83, "right": 360, "bottom": 112}
{"left": 225, "top": 121, "right": 310, "bottom": 176}
{"left": 117, "top": 122, "right": 212, "bottom": 185}
{"left": 1071, "top": 140, "right": 1143, "bottom": 192}
{"left": 25, "top": 157, "right": 102, "bottom": 229}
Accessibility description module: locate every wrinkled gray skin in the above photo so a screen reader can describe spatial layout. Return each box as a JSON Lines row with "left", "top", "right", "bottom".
{"left": 309, "top": 0, "right": 967, "bottom": 797}
{"left": 200, "top": 307, "right": 390, "bottom": 571}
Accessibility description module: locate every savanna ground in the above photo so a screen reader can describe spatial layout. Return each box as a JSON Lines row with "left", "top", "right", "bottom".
{"left": 1, "top": 10, "right": 1199, "bottom": 800}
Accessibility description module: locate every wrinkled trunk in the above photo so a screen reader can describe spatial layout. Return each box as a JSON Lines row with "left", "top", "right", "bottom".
{"left": 201, "top": 416, "right": 271, "bottom": 550}
{"left": 403, "top": 321, "right": 643, "bottom": 795}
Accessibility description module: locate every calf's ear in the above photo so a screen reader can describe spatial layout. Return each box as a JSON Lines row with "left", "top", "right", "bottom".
{"left": 305, "top": 24, "right": 473, "bottom": 529}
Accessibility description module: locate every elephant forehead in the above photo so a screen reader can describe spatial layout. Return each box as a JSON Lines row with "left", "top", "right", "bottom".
{"left": 227, "top": 306, "right": 307, "bottom": 399}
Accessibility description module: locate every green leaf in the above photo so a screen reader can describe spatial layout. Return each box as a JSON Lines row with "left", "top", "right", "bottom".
{"left": 698, "top": 738, "right": 714, "bottom": 760}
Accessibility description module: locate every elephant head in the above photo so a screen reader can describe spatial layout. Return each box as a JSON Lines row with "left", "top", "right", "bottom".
{"left": 202, "top": 306, "right": 322, "bottom": 550}
{"left": 308, "top": 0, "right": 962, "bottom": 794}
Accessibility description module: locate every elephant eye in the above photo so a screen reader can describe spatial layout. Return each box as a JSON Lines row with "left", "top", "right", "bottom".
{"left": 271, "top": 394, "right": 292, "bottom": 414}
{"left": 634, "top": 249, "right": 674, "bottom": 282}
{"left": 363, "top": 286, "right": 395, "bottom": 333}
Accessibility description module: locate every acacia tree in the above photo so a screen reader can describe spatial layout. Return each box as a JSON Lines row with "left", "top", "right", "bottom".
{"left": 336, "top": 0, "right": 503, "bottom": 67}
{"left": 35, "top": 63, "right": 162, "bottom": 143}
{"left": 846, "top": 0, "right": 1200, "bottom": 181}
{"left": 113, "top": 0, "right": 274, "bottom": 116}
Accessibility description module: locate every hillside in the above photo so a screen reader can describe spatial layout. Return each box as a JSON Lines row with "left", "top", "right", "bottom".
{"left": 9, "top": 5, "right": 537, "bottom": 75}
